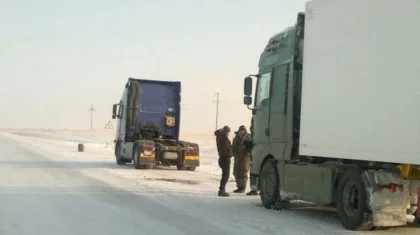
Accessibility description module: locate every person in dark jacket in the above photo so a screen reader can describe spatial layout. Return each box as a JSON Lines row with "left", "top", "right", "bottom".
{"left": 214, "top": 125, "right": 233, "bottom": 197}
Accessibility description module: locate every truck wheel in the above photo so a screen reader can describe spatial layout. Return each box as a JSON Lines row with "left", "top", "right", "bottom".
{"left": 115, "top": 142, "right": 126, "bottom": 165}
{"left": 259, "top": 158, "right": 287, "bottom": 210}
{"left": 336, "top": 169, "right": 373, "bottom": 231}
{"left": 132, "top": 145, "right": 141, "bottom": 169}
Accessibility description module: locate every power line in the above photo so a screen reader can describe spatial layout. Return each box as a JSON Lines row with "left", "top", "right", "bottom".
{"left": 88, "top": 104, "right": 96, "bottom": 130}
{"left": 213, "top": 93, "right": 220, "bottom": 130}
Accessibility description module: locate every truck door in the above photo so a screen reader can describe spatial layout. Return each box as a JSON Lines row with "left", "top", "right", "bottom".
{"left": 268, "top": 64, "right": 289, "bottom": 145}
{"left": 253, "top": 72, "right": 272, "bottom": 144}
{"left": 118, "top": 88, "right": 128, "bottom": 141}
{"left": 117, "top": 102, "right": 125, "bottom": 140}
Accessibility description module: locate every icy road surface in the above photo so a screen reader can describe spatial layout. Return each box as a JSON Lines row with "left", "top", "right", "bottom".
{"left": 0, "top": 130, "right": 419, "bottom": 235}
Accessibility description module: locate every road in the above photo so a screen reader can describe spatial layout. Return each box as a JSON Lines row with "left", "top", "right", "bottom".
{"left": 0, "top": 132, "right": 419, "bottom": 235}
{"left": 0, "top": 134, "right": 230, "bottom": 235}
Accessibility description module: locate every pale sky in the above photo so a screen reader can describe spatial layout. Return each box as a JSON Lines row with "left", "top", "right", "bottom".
{"left": 0, "top": 0, "right": 307, "bottom": 132}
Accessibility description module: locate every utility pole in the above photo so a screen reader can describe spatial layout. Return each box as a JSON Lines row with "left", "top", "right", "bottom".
{"left": 213, "top": 93, "right": 220, "bottom": 130}
{"left": 88, "top": 104, "right": 95, "bottom": 130}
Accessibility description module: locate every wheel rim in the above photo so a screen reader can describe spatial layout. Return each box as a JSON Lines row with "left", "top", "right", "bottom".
{"left": 342, "top": 182, "right": 359, "bottom": 217}
{"left": 262, "top": 171, "right": 275, "bottom": 200}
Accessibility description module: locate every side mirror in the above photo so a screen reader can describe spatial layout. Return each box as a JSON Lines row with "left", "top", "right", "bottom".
{"left": 243, "top": 96, "right": 252, "bottom": 105}
{"left": 244, "top": 76, "right": 253, "bottom": 96}
{"left": 112, "top": 104, "right": 118, "bottom": 119}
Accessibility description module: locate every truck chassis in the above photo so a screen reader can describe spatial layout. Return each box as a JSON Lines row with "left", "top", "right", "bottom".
{"left": 115, "top": 139, "right": 199, "bottom": 171}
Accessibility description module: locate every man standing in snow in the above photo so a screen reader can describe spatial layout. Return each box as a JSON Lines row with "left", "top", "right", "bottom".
{"left": 232, "top": 125, "right": 252, "bottom": 193}
{"left": 214, "top": 125, "right": 233, "bottom": 197}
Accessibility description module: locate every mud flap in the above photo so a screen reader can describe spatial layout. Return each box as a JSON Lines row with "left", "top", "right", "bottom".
{"left": 178, "top": 141, "right": 200, "bottom": 168}
{"left": 135, "top": 140, "right": 156, "bottom": 167}
{"left": 362, "top": 170, "right": 410, "bottom": 227}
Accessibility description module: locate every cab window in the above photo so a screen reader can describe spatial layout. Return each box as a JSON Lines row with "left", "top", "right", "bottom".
{"left": 256, "top": 72, "right": 271, "bottom": 107}
{"left": 117, "top": 103, "right": 123, "bottom": 119}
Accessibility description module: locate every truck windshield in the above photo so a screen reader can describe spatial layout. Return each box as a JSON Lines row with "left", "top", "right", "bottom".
{"left": 256, "top": 72, "right": 271, "bottom": 107}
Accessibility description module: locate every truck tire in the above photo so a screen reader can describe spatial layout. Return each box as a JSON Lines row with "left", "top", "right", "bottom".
{"left": 336, "top": 169, "right": 373, "bottom": 231}
{"left": 259, "top": 158, "right": 287, "bottom": 210}
{"left": 133, "top": 144, "right": 141, "bottom": 169}
{"left": 115, "top": 142, "right": 126, "bottom": 165}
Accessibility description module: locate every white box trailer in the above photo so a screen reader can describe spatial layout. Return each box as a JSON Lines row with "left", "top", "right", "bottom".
{"left": 242, "top": 0, "right": 420, "bottom": 231}
{"left": 300, "top": 0, "right": 420, "bottom": 165}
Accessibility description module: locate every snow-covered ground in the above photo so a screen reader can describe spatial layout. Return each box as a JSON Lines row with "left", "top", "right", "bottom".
{"left": 0, "top": 129, "right": 418, "bottom": 235}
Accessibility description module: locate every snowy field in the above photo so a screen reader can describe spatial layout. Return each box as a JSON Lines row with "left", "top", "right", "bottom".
{"left": 0, "top": 128, "right": 419, "bottom": 235}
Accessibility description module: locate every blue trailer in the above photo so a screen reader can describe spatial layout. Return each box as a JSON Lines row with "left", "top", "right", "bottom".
{"left": 111, "top": 78, "right": 199, "bottom": 171}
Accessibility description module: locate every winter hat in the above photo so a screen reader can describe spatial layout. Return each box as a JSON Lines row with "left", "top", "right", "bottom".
{"left": 223, "top": 125, "right": 231, "bottom": 133}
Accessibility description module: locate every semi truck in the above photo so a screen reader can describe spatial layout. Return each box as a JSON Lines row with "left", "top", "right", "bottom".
{"left": 242, "top": 0, "right": 420, "bottom": 231}
{"left": 111, "top": 78, "right": 199, "bottom": 171}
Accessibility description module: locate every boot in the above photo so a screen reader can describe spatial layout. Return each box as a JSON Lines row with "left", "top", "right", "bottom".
{"left": 233, "top": 187, "right": 245, "bottom": 193}
{"left": 218, "top": 190, "right": 230, "bottom": 197}
{"left": 234, "top": 178, "right": 241, "bottom": 191}
{"left": 246, "top": 190, "right": 258, "bottom": 196}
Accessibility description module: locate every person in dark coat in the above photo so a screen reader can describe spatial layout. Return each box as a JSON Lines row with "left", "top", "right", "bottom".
{"left": 214, "top": 125, "right": 233, "bottom": 197}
